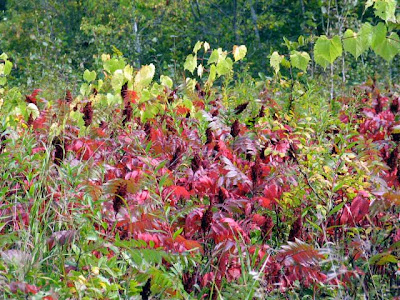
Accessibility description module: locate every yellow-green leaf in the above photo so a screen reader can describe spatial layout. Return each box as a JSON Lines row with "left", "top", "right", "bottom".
{"left": 184, "top": 54, "right": 197, "bottom": 74}
{"left": 26, "top": 103, "right": 39, "bottom": 120}
{"left": 83, "top": 69, "right": 96, "bottom": 82}
{"left": 233, "top": 45, "right": 247, "bottom": 61}
{"left": 290, "top": 51, "right": 310, "bottom": 71}
{"left": 134, "top": 64, "right": 155, "bottom": 90}
{"left": 160, "top": 75, "right": 173, "bottom": 89}
{"left": 270, "top": 51, "right": 283, "bottom": 74}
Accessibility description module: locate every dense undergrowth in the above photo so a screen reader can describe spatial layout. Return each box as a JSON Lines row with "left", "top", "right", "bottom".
{"left": 1, "top": 47, "right": 400, "bottom": 299}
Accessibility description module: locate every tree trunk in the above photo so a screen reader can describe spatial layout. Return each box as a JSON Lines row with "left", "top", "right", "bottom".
{"left": 233, "top": 0, "right": 239, "bottom": 43}
{"left": 249, "top": 0, "right": 260, "bottom": 45}
{"left": 132, "top": 4, "right": 142, "bottom": 67}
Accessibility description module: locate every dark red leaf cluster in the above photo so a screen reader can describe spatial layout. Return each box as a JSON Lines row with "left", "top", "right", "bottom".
{"left": 65, "top": 90, "right": 73, "bottom": 103}
{"left": 82, "top": 101, "right": 93, "bottom": 127}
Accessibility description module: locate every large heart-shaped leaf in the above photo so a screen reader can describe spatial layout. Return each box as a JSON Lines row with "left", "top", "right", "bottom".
{"left": 290, "top": 51, "right": 310, "bottom": 71}
{"left": 343, "top": 23, "right": 373, "bottom": 59}
{"left": 371, "top": 23, "right": 400, "bottom": 61}
{"left": 314, "top": 35, "right": 343, "bottom": 68}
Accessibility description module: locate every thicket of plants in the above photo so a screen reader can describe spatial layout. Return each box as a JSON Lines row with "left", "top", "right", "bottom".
{"left": 1, "top": 0, "right": 400, "bottom": 299}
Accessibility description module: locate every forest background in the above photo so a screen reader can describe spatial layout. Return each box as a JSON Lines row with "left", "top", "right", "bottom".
{"left": 1, "top": 0, "right": 399, "bottom": 94}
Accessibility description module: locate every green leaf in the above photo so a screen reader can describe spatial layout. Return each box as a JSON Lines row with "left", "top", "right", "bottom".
{"left": 359, "top": 23, "right": 373, "bottom": 48}
{"left": 344, "top": 25, "right": 374, "bottom": 60}
{"left": 184, "top": 54, "right": 197, "bottom": 74}
{"left": 107, "top": 93, "right": 121, "bottom": 106}
{"left": 314, "top": 35, "right": 343, "bottom": 68}
{"left": 69, "top": 110, "right": 85, "bottom": 130}
{"left": 3, "top": 60, "right": 12, "bottom": 76}
{"left": 193, "top": 41, "right": 203, "bottom": 54}
{"left": 83, "top": 69, "right": 97, "bottom": 82}
{"left": 298, "top": 35, "right": 305, "bottom": 46}
{"left": 370, "top": 253, "right": 398, "bottom": 265}
{"left": 103, "top": 58, "right": 125, "bottom": 74}
{"left": 208, "top": 49, "right": 220, "bottom": 65}
{"left": 372, "top": 22, "right": 387, "bottom": 46}
{"left": 281, "top": 57, "right": 291, "bottom": 68}
{"left": 327, "top": 202, "right": 345, "bottom": 217}
{"left": 373, "top": 0, "right": 397, "bottom": 22}
{"left": 372, "top": 23, "right": 400, "bottom": 61}
{"left": 233, "top": 45, "right": 247, "bottom": 61}
{"left": 80, "top": 82, "right": 90, "bottom": 96}
{"left": 216, "top": 57, "right": 233, "bottom": 76}
{"left": 306, "top": 219, "right": 323, "bottom": 233}
{"left": 207, "top": 64, "right": 217, "bottom": 85}
{"left": 365, "top": 0, "right": 374, "bottom": 9}
{"left": 141, "top": 104, "right": 159, "bottom": 123}
{"left": 343, "top": 30, "right": 359, "bottom": 59}
{"left": 134, "top": 64, "right": 155, "bottom": 89}
{"left": 160, "top": 75, "right": 173, "bottom": 89}
{"left": 270, "top": 51, "right": 283, "bottom": 74}
{"left": 290, "top": 51, "right": 310, "bottom": 71}
{"left": 377, "top": 254, "right": 398, "bottom": 265}
{"left": 172, "top": 228, "right": 183, "bottom": 240}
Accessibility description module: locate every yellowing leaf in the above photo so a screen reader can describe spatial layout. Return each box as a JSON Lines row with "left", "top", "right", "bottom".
{"left": 123, "top": 64, "right": 134, "bottom": 81}
{"left": 111, "top": 70, "right": 124, "bottom": 93}
{"left": 197, "top": 64, "right": 204, "bottom": 78}
{"left": 204, "top": 42, "right": 210, "bottom": 52}
{"left": 270, "top": 51, "right": 283, "bottom": 74}
{"left": 185, "top": 78, "right": 197, "bottom": 91}
{"left": 134, "top": 64, "right": 155, "bottom": 89}
{"left": 26, "top": 103, "right": 39, "bottom": 120}
{"left": 184, "top": 54, "right": 197, "bottom": 74}
{"left": 160, "top": 75, "right": 173, "bottom": 89}
{"left": 233, "top": 45, "right": 247, "bottom": 61}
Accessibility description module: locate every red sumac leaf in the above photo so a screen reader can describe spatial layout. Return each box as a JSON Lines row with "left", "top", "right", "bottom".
{"left": 279, "top": 239, "right": 324, "bottom": 267}
{"left": 256, "top": 197, "right": 274, "bottom": 209}
{"left": 9, "top": 282, "right": 40, "bottom": 294}
{"left": 340, "top": 191, "right": 370, "bottom": 226}
{"left": 170, "top": 186, "right": 190, "bottom": 199}
{"left": 264, "top": 182, "right": 281, "bottom": 201}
